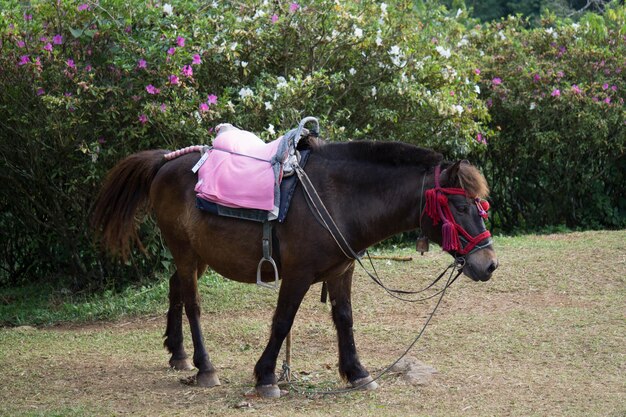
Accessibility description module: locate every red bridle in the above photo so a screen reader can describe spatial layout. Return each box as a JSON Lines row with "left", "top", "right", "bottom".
{"left": 423, "top": 165, "right": 492, "bottom": 255}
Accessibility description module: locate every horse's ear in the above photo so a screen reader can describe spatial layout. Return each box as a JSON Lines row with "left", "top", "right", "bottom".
{"left": 441, "top": 161, "right": 463, "bottom": 187}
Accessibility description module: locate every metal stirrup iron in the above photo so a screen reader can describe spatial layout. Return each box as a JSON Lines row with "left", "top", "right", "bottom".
{"left": 256, "top": 221, "right": 279, "bottom": 289}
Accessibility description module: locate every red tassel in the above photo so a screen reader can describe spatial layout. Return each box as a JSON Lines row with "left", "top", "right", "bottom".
{"left": 425, "top": 189, "right": 439, "bottom": 224}
{"left": 442, "top": 222, "right": 459, "bottom": 252}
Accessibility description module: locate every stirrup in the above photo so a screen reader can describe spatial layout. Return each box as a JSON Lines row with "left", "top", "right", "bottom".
{"left": 256, "top": 257, "right": 279, "bottom": 290}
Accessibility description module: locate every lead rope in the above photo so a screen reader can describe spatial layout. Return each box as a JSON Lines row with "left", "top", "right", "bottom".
{"left": 284, "top": 263, "right": 462, "bottom": 396}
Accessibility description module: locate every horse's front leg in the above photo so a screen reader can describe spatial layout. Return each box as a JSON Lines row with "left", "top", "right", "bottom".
{"left": 254, "top": 275, "right": 311, "bottom": 398}
{"left": 326, "top": 264, "right": 378, "bottom": 390}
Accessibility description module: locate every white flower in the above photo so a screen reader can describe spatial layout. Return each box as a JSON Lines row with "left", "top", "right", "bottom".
{"left": 230, "top": 42, "right": 238, "bottom": 51}
{"left": 163, "top": 3, "right": 173, "bottom": 15}
{"left": 453, "top": 105, "right": 464, "bottom": 115}
{"left": 264, "top": 101, "right": 273, "bottom": 110}
{"left": 239, "top": 87, "right": 254, "bottom": 98}
{"left": 276, "top": 76, "right": 288, "bottom": 89}
{"left": 529, "top": 102, "right": 536, "bottom": 110}
{"left": 354, "top": 27, "right": 363, "bottom": 38}
{"left": 474, "top": 84, "right": 481, "bottom": 94}
{"left": 211, "top": 1, "right": 218, "bottom": 7}
{"left": 381, "top": 3, "right": 388, "bottom": 15}
{"left": 436, "top": 46, "right": 451, "bottom": 59}
{"left": 266, "top": 124, "right": 275, "bottom": 135}
{"left": 456, "top": 8, "right": 463, "bottom": 18}
{"left": 371, "top": 86, "right": 377, "bottom": 97}
{"left": 389, "top": 45, "right": 401, "bottom": 56}
{"left": 193, "top": 111, "right": 202, "bottom": 123}
{"left": 253, "top": 10, "right": 266, "bottom": 19}
{"left": 498, "top": 30, "right": 506, "bottom": 40}
{"left": 349, "top": 68, "right": 357, "bottom": 75}
{"left": 457, "top": 37, "right": 469, "bottom": 47}
{"left": 240, "top": 61, "right": 248, "bottom": 68}
{"left": 376, "top": 35, "right": 383, "bottom": 46}
{"left": 572, "top": 23, "right": 580, "bottom": 31}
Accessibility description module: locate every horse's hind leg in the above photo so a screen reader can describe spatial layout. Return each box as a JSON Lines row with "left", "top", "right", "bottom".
{"left": 326, "top": 265, "right": 378, "bottom": 390}
{"left": 164, "top": 271, "right": 193, "bottom": 371}
{"left": 178, "top": 261, "right": 220, "bottom": 387}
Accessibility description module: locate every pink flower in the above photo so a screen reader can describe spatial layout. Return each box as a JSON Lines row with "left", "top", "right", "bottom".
{"left": 138, "top": 114, "right": 148, "bottom": 124}
{"left": 571, "top": 84, "right": 581, "bottom": 94}
{"left": 160, "top": 103, "right": 167, "bottom": 112}
{"left": 271, "top": 14, "right": 279, "bottom": 23}
{"left": 53, "top": 34, "right": 63, "bottom": 44}
{"left": 24, "top": 13, "right": 32, "bottom": 21}
{"left": 66, "top": 59, "right": 76, "bottom": 69}
{"left": 36, "top": 88, "right": 45, "bottom": 96}
{"left": 167, "top": 47, "right": 176, "bottom": 55}
{"left": 18, "top": 55, "right": 29, "bottom": 66}
{"left": 181, "top": 65, "right": 193, "bottom": 77}
{"left": 207, "top": 94, "right": 218, "bottom": 104}
{"left": 551, "top": 89, "right": 560, "bottom": 97}
{"left": 39, "top": 36, "right": 48, "bottom": 42}
{"left": 176, "top": 36, "right": 185, "bottom": 47}
{"left": 611, "top": 85, "right": 617, "bottom": 92}
{"left": 43, "top": 43, "right": 53, "bottom": 52}
{"left": 192, "top": 54, "right": 202, "bottom": 65}
{"left": 533, "top": 73, "right": 541, "bottom": 82}
{"left": 556, "top": 71, "right": 564, "bottom": 78}
{"left": 602, "top": 83, "right": 609, "bottom": 90}
{"left": 199, "top": 102, "right": 209, "bottom": 112}
{"left": 137, "top": 58, "right": 147, "bottom": 69}
{"left": 450, "top": 91, "right": 455, "bottom": 96}
{"left": 168, "top": 75, "right": 179, "bottom": 85}
{"left": 604, "top": 97, "right": 611, "bottom": 104}
{"left": 146, "top": 84, "right": 160, "bottom": 94}
{"left": 17, "top": 40, "right": 25, "bottom": 48}
{"left": 474, "top": 68, "right": 481, "bottom": 75}
{"left": 84, "top": 64, "right": 92, "bottom": 72}
{"left": 492, "top": 77, "right": 502, "bottom": 86}
{"left": 78, "top": 4, "right": 89, "bottom": 11}
{"left": 289, "top": 2, "right": 300, "bottom": 12}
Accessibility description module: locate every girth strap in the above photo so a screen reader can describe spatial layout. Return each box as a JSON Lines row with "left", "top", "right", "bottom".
{"left": 256, "top": 221, "right": 279, "bottom": 289}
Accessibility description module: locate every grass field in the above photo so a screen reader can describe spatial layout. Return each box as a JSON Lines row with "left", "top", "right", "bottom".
{"left": 0, "top": 231, "right": 624, "bottom": 416}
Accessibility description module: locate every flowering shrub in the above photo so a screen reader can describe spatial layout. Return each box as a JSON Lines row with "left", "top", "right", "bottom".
{"left": 474, "top": 10, "right": 626, "bottom": 230}
{"left": 0, "top": 0, "right": 624, "bottom": 287}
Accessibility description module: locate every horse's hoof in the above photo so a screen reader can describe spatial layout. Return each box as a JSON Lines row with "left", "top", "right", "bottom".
{"left": 256, "top": 384, "right": 281, "bottom": 398}
{"left": 196, "top": 371, "right": 221, "bottom": 388}
{"left": 352, "top": 376, "right": 379, "bottom": 391}
{"left": 169, "top": 358, "right": 194, "bottom": 371}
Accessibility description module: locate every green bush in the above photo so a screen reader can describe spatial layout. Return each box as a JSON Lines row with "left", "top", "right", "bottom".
{"left": 1, "top": 0, "right": 624, "bottom": 289}
{"left": 0, "top": 0, "right": 487, "bottom": 288}
{"left": 474, "top": 11, "right": 626, "bottom": 231}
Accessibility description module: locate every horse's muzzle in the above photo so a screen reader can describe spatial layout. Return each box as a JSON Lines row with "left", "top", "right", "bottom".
{"left": 462, "top": 248, "right": 498, "bottom": 282}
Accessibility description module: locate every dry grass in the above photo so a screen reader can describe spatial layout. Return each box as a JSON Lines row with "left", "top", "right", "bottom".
{"left": 1, "top": 231, "right": 624, "bottom": 416}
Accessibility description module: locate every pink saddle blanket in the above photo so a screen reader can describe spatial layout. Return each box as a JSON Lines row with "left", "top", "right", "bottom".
{"left": 194, "top": 128, "right": 287, "bottom": 212}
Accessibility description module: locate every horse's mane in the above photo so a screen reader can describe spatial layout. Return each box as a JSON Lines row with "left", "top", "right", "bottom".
{"left": 306, "top": 137, "right": 443, "bottom": 168}
{"left": 305, "top": 137, "right": 488, "bottom": 198}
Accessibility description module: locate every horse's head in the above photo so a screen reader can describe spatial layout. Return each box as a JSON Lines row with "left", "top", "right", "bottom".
{"left": 420, "top": 161, "right": 498, "bottom": 282}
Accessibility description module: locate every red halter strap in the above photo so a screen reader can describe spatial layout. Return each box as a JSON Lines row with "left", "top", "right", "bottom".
{"left": 423, "top": 165, "right": 491, "bottom": 255}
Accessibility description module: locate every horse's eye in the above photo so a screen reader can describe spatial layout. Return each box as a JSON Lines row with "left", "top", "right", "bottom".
{"left": 457, "top": 204, "right": 470, "bottom": 214}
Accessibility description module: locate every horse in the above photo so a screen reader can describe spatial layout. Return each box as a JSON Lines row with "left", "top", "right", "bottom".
{"left": 91, "top": 136, "right": 498, "bottom": 398}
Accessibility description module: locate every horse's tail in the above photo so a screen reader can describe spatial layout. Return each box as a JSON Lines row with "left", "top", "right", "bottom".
{"left": 91, "top": 150, "right": 168, "bottom": 260}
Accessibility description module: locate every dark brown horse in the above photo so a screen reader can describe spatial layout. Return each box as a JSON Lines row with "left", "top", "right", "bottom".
{"left": 91, "top": 137, "right": 498, "bottom": 398}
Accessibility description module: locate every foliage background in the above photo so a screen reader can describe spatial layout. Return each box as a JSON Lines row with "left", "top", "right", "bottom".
{"left": 0, "top": 0, "right": 624, "bottom": 290}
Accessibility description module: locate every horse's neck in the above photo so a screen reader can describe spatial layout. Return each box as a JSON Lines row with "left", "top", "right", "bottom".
{"left": 328, "top": 163, "right": 431, "bottom": 251}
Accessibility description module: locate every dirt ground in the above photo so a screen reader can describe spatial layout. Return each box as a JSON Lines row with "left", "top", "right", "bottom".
{"left": 1, "top": 231, "right": 625, "bottom": 416}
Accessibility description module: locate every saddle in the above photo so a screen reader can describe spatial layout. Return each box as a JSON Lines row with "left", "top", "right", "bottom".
{"left": 194, "top": 118, "right": 316, "bottom": 221}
